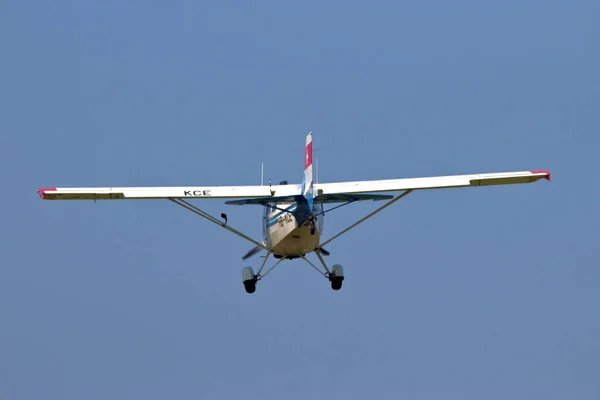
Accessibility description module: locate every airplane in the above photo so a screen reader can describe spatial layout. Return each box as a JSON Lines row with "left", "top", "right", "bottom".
{"left": 37, "top": 132, "right": 550, "bottom": 294}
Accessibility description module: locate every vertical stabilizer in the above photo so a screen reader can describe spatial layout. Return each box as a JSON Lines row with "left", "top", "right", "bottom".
{"left": 302, "top": 131, "right": 314, "bottom": 210}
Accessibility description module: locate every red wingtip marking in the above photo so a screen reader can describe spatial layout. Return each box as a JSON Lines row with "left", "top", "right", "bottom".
{"left": 37, "top": 187, "right": 56, "bottom": 199}
{"left": 530, "top": 170, "right": 551, "bottom": 181}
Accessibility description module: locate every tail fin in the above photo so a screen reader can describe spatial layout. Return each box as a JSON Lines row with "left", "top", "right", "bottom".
{"left": 302, "top": 131, "right": 314, "bottom": 210}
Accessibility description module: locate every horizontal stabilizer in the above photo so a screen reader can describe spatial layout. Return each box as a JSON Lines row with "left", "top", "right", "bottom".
{"left": 314, "top": 193, "right": 393, "bottom": 203}
{"left": 226, "top": 195, "right": 303, "bottom": 206}
{"left": 226, "top": 193, "right": 393, "bottom": 206}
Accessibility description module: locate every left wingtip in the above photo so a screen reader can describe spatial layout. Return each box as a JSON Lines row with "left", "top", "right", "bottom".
{"left": 37, "top": 187, "right": 56, "bottom": 199}
{"left": 530, "top": 170, "right": 551, "bottom": 181}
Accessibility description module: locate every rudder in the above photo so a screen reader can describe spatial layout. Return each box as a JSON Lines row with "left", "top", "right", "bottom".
{"left": 302, "top": 131, "right": 314, "bottom": 210}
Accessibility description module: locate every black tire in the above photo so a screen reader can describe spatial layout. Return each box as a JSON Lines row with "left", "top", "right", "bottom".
{"left": 330, "top": 277, "right": 343, "bottom": 291}
{"left": 243, "top": 280, "right": 256, "bottom": 294}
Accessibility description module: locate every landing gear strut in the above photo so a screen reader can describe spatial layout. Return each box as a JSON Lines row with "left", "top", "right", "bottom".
{"left": 240, "top": 253, "right": 287, "bottom": 294}
{"left": 303, "top": 251, "right": 345, "bottom": 291}
{"left": 242, "top": 251, "right": 345, "bottom": 293}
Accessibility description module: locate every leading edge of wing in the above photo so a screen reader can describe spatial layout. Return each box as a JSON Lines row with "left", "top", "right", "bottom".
{"left": 314, "top": 170, "right": 550, "bottom": 195}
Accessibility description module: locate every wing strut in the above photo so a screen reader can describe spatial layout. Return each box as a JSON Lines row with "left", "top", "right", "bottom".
{"left": 319, "top": 189, "right": 413, "bottom": 247}
{"left": 169, "top": 198, "right": 267, "bottom": 250}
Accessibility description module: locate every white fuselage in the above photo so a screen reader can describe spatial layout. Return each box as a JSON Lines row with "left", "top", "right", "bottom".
{"left": 262, "top": 202, "right": 324, "bottom": 258}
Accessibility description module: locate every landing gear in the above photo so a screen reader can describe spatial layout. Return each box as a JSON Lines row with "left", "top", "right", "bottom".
{"left": 241, "top": 266, "right": 257, "bottom": 293}
{"left": 243, "top": 280, "right": 256, "bottom": 293}
{"left": 302, "top": 252, "right": 345, "bottom": 291}
{"left": 242, "top": 254, "right": 345, "bottom": 293}
{"left": 329, "top": 264, "right": 344, "bottom": 290}
{"left": 240, "top": 254, "right": 287, "bottom": 294}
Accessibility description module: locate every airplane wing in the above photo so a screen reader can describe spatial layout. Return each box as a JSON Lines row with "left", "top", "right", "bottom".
{"left": 36, "top": 185, "right": 276, "bottom": 200}
{"left": 314, "top": 170, "right": 550, "bottom": 196}
{"left": 37, "top": 170, "right": 550, "bottom": 201}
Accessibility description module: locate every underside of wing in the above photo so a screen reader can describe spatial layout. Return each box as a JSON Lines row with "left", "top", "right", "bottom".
{"left": 314, "top": 170, "right": 550, "bottom": 196}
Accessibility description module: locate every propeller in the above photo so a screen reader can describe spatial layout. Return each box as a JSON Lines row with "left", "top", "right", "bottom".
{"left": 317, "top": 247, "right": 330, "bottom": 256}
{"left": 242, "top": 244, "right": 265, "bottom": 260}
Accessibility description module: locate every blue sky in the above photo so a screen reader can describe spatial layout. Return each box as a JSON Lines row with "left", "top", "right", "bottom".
{"left": 1, "top": 1, "right": 599, "bottom": 399}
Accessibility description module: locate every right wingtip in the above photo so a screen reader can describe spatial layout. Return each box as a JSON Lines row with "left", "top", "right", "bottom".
{"left": 530, "top": 170, "right": 551, "bottom": 181}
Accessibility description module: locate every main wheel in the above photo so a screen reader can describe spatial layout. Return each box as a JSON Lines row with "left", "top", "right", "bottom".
{"left": 243, "top": 280, "right": 256, "bottom": 294}
{"left": 242, "top": 266, "right": 257, "bottom": 294}
{"left": 330, "top": 264, "right": 344, "bottom": 290}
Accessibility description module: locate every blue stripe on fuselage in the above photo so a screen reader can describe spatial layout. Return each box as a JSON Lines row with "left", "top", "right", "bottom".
{"left": 266, "top": 204, "right": 298, "bottom": 227}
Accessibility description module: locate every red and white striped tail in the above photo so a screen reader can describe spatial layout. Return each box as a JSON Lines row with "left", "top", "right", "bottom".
{"left": 303, "top": 132, "right": 313, "bottom": 197}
